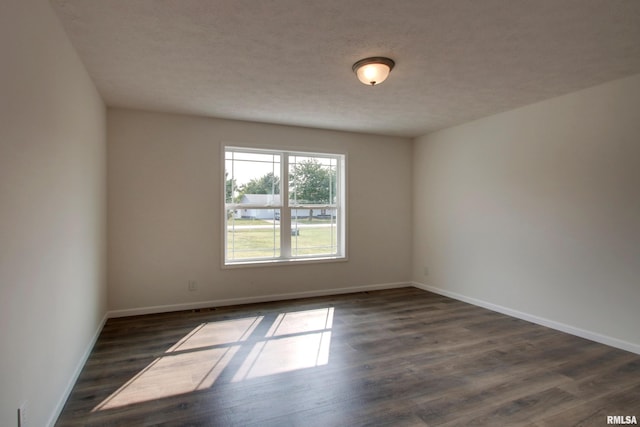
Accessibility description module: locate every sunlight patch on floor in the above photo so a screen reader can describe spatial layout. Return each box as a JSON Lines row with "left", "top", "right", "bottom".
{"left": 233, "top": 307, "right": 334, "bottom": 381}
{"left": 92, "top": 316, "right": 261, "bottom": 411}
{"left": 232, "top": 331, "right": 332, "bottom": 381}
{"left": 266, "top": 307, "right": 334, "bottom": 337}
{"left": 167, "top": 316, "right": 262, "bottom": 352}
{"left": 92, "top": 308, "right": 334, "bottom": 411}
{"left": 93, "top": 345, "right": 239, "bottom": 411}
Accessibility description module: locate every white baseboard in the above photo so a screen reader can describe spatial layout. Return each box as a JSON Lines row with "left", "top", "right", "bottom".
{"left": 107, "top": 282, "right": 411, "bottom": 318}
{"left": 47, "top": 312, "right": 109, "bottom": 427}
{"left": 412, "top": 281, "right": 640, "bottom": 355}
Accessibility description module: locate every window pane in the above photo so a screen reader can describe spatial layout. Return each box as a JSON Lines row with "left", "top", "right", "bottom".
{"left": 290, "top": 208, "right": 338, "bottom": 257}
{"left": 226, "top": 152, "right": 281, "bottom": 205}
{"left": 288, "top": 155, "right": 337, "bottom": 205}
{"left": 225, "top": 147, "right": 344, "bottom": 265}
{"left": 226, "top": 209, "right": 280, "bottom": 260}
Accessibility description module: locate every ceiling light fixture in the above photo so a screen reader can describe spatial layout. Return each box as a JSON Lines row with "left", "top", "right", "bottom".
{"left": 352, "top": 57, "right": 395, "bottom": 86}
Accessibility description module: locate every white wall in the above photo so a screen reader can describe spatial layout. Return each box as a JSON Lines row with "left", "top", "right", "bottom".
{"left": 0, "top": 1, "right": 107, "bottom": 426}
{"left": 412, "top": 73, "right": 640, "bottom": 353}
{"left": 108, "top": 109, "right": 412, "bottom": 313}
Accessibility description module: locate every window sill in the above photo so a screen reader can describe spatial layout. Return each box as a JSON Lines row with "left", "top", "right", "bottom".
{"left": 223, "top": 255, "right": 347, "bottom": 269}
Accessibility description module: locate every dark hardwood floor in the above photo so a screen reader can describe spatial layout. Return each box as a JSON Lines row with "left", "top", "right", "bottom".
{"left": 56, "top": 288, "right": 640, "bottom": 426}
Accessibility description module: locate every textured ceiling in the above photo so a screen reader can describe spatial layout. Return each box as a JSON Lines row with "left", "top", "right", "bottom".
{"left": 52, "top": 0, "right": 640, "bottom": 137}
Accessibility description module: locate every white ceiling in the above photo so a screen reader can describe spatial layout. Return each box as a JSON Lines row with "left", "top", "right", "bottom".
{"left": 52, "top": 0, "right": 640, "bottom": 137}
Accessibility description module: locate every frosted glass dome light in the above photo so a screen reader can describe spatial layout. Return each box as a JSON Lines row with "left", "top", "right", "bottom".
{"left": 352, "top": 57, "right": 395, "bottom": 86}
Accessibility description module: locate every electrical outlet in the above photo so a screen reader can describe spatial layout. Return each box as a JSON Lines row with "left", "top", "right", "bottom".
{"left": 18, "top": 401, "right": 27, "bottom": 427}
{"left": 188, "top": 280, "right": 198, "bottom": 291}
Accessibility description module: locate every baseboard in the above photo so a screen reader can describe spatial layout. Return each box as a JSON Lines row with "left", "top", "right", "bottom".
{"left": 107, "top": 281, "right": 411, "bottom": 318}
{"left": 412, "top": 281, "right": 640, "bottom": 355}
{"left": 47, "top": 311, "right": 109, "bottom": 427}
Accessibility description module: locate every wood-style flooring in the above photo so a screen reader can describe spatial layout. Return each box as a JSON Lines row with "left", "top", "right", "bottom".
{"left": 56, "top": 288, "right": 640, "bottom": 426}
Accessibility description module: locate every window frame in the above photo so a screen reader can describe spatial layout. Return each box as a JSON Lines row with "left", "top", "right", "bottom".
{"left": 223, "top": 145, "right": 347, "bottom": 267}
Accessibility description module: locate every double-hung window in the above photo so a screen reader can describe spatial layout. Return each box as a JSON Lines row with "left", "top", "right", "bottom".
{"left": 224, "top": 146, "right": 346, "bottom": 265}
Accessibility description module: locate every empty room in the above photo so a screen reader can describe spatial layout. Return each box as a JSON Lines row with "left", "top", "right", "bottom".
{"left": 2, "top": 0, "right": 640, "bottom": 426}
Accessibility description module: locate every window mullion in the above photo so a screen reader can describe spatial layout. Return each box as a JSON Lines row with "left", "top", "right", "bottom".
{"left": 280, "top": 153, "right": 291, "bottom": 258}
{"left": 336, "top": 156, "right": 343, "bottom": 256}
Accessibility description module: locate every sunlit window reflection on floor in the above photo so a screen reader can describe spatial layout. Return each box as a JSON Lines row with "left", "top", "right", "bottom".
{"left": 266, "top": 307, "right": 334, "bottom": 337}
{"left": 93, "top": 308, "right": 334, "bottom": 411}
{"left": 233, "top": 308, "right": 334, "bottom": 381}
{"left": 232, "top": 331, "right": 332, "bottom": 381}
{"left": 93, "top": 345, "right": 240, "bottom": 411}
{"left": 167, "top": 315, "right": 262, "bottom": 352}
{"left": 93, "top": 316, "right": 262, "bottom": 411}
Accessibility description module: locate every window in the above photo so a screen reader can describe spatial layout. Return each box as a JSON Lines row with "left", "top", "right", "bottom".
{"left": 224, "top": 146, "right": 346, "bottom": 265}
